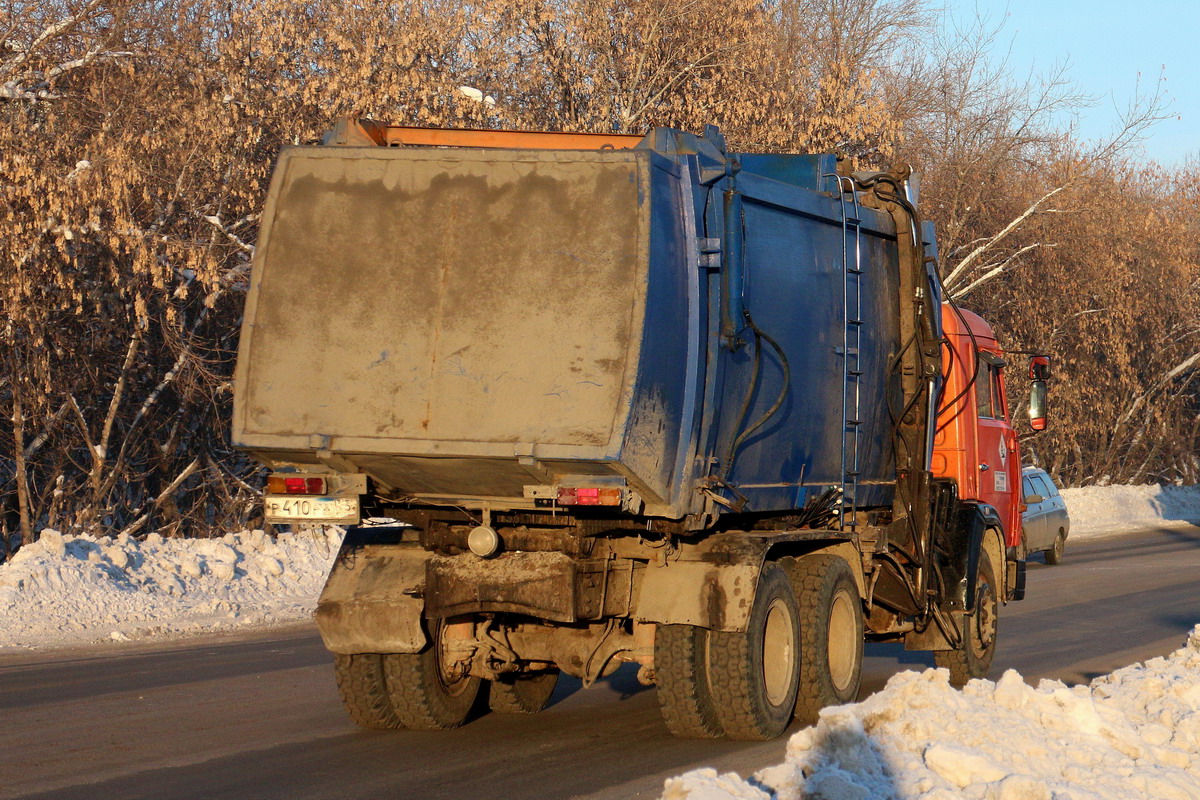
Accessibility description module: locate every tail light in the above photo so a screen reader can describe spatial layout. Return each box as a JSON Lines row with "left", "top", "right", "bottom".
{"left": 267, "top": 476, "right": 328, "bottom": 495}
{"left": 557, "top": 487, "right": 622, "bottom": 506}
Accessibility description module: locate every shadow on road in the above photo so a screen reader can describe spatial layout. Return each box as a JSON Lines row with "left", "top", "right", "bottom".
{"left": 1057, "top": 525, "right": 1200, "bottom": 567}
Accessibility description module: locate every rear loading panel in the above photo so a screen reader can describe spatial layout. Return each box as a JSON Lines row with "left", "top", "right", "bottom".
{"left": 233, "top": 146, "right": 695, "bottom": 513}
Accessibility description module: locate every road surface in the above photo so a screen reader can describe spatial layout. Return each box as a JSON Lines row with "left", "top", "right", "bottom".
{"left": 3, "top": 524, "right": 1199, "bottom": 800}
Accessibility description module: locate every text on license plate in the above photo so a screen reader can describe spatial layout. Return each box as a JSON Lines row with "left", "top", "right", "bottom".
{"left": 264, "top": 495, "right": 359, "bottom": 523}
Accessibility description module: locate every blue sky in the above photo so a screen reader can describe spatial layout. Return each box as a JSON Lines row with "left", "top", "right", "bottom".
{"left": 943, "top": 1, "right": 1198, "bottom": 165}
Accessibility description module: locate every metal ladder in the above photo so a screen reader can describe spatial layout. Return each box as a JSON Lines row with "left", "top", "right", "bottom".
{"left": 828, "top": 174, "right": 864, "bottom": 530}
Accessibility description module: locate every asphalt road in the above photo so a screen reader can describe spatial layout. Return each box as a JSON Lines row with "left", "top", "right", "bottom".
{"left": 3, "top": 524, "right": 1200, "bottom": 800}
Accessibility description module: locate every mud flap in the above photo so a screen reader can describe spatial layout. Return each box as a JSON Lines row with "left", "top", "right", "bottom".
{"left": 315, "top": 544, "right": 429, "bottom": 654}
{"left": 635, "top": 561, "right": 759, "bottom": 632}
{"left": 963, "top": 509, "right": 985, "bottom": 613}
{"left": 1009, "top": 557, "right": 1026, "bottom": 601}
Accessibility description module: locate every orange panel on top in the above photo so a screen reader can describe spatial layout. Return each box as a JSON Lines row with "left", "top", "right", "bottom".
{"left": 382, "top": 126, "right": 646, "bottom": 151}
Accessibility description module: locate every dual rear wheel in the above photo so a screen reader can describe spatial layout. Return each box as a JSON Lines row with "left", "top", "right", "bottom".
{"left": 655, "top": 555, "right": 865, "bottom": 740}
{"left": 333, "top": 620, "right": 560, "bottom": 731}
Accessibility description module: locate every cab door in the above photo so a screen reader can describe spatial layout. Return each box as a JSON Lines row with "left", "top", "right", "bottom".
{"left": 973, "top": 353, "right": 1021, "bottom": 548}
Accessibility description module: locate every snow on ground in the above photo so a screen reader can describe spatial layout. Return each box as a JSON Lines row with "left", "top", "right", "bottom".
{"left": 0, "top": 527, "right": 343, "bottom": 650}
{"left": 661, "top": 485, "right": 1200, "bottom": 800}
{"left": 1061, "top": 484, "right": 1200, "bottom": 540}
{"left": 664, "top": 625, "right": 1200, "bottom": 800}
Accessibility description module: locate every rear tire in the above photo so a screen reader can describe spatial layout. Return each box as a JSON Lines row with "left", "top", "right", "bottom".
{"left": 1044, "top": 530, "right": 1065, "bottom": 565}
{"left": 655, "top": 624, "right": 724, "bottom": 738}
{"left": 384, "top": 621, "right": 482, "bottom": 730}
{"left": 489, "top": 670, "right": 560, "bottom": 714}
{"left": 935, "top": 549, "right": 999, "bottom": 686}
{"left": 789, "top": 555, "right": 864, "bottom": 725}
{"left": 707, "top": 563, "right": 801, "bottom": 740}
{"left": 333, "top": 653, "right": 403, "bottom": 730}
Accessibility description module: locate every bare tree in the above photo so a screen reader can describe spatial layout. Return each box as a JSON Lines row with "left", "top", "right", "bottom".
{"left": 1, "top": 0, "right": 1194, "bottom": 551}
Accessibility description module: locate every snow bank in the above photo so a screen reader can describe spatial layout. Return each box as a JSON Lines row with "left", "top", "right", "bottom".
{"left": 664, "top": 626, "right": 1200, "bottom": 800}
{"left": 0, "top": 527, "right": 343, "bottom": 650}
{"left": 1061, "top": 484, "right": 1200, "bottom": 539}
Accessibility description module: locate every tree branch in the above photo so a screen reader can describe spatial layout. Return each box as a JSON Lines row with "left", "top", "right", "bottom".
{"left": 118, "top": 457, "right": 201, "bottom": 538}
{"left": 942, "top": 186, "right": 1064, "bottom": 288}
{"left": 950, "top": 242, "right": 1049, "bottom": 299}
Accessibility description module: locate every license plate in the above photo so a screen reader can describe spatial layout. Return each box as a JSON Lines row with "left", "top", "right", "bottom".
{"left": 264, "top": 495, "right": 360, "bottom": 524}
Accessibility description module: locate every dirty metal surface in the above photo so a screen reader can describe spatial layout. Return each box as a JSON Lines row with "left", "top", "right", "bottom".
{"left": 315, "top": 544, "right": 428, "bottom": 654}
{"left": 425, "top": 551, "right": 580, "bottom": 622}
{"left": 235, "top": 148, "right": 647, "bottom": 461}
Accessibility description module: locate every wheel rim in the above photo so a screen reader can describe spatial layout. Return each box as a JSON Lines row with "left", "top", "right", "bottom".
{"left": 827, "top": 589, "right": 858, "bottom": 693}
{"left": 972, "top": 580, "right": 997, "bottom": 657}
{"left": 1053, "top": 534, "right": 1064, "bottom": 561}
{"left": 435, "top": 624, "right": 474, "bottom": 697}
{"left": 762, "top": 597, "right": 796, "bottom": 707}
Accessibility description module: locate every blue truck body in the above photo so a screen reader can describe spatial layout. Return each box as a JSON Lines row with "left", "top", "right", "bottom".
{"left": 233, "top": 125, "right": 940, "bottom": 524}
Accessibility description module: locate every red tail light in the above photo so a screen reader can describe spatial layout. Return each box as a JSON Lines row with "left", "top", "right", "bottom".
{"left": 557, "top": 487, "right": 622, "bottom": 506}
{"left": 267, "top": 476, "right": 327, "bottom": 495}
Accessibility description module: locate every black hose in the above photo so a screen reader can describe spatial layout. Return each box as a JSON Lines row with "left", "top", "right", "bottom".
{"left": 729, "top": 312, "right": 791, "bottom": 458}
{"left": 720, "top": 205, "right": 792, "bottom": 481}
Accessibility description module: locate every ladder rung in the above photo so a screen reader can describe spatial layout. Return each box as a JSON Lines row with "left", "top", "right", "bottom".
{"left": 842, "top": 198, "right": 864, "bottom": 508}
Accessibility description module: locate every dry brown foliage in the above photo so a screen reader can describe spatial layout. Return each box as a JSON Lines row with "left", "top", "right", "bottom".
{"left": 1, "top": 0, "right": 1196, "bottom": 545}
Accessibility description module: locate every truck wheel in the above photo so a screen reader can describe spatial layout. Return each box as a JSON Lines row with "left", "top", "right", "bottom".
{"left": 707, "top": 563, "right": 801, "bottom": 740}
{"left": 790, "top": 555, "right": 864, "bottom": 725}
{"left": 383, "top": 621, "right": 481, "bottom": 730}
{"left": 333, "top": 653, "right": 403, "bottom": 730}
{"left": 655, "top": 624, "right": 724, "bottom": 738}
{"left": 935, "top": 549, "right": 999, "bottom": 686}
{"left": 489, "top": 669, "right": 560, "bottom": 714}
{"left": 1044, "top": 531, "right": 1066, "bottom": 565}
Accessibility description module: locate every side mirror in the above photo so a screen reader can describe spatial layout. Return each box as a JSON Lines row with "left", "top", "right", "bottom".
{"left": 1029, "top": 379, "right": 1048, "bottom": 431}
{"left": 1030, "top": 355, "right": 1051, "bottom": 380}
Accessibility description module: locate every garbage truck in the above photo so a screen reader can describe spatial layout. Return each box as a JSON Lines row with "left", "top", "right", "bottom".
{"left": 232, "top": 118, "right": 1050, "bottom": 740}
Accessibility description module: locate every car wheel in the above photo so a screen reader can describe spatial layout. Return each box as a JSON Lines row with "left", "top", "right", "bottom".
{"left": 1044, "top": 530, "right": 1066, "bottom": 566}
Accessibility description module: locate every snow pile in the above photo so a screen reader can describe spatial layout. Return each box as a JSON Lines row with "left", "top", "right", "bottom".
{"left": 1062, "top": 484, "right": 1200, "bottom": 538}
{"left": 663, "top": 626, "right": 1200, "bottom": 800}
{"left": 0, "top": 527, "right": 343, "bottom": 650}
